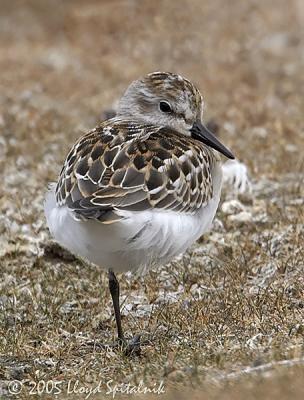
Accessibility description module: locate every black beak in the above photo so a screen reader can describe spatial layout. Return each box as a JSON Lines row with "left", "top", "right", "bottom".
{"left": 190, "top": 121, "right": 234, "bottom": 159}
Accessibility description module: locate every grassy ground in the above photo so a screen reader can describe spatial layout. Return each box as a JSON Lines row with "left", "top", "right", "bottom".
{"left": 0, "top": 0, "right": 303, "bottom": 398}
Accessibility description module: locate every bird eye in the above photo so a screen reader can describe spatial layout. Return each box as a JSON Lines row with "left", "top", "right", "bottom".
{"left": 159, "top": 101, "right": 172, "bottom": 113}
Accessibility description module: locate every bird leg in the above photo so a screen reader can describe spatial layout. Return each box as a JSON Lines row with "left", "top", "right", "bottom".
{"left": 108, "top": 269, "right": 141, "bottom": 356}
{"left": 108, "top": 269, "right": 123, "bottom": 341}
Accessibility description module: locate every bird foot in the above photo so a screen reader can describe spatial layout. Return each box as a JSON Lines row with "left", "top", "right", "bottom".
{"left": 85, "top": 334, "right": 141, "bottom": 357}
{"left": 122, "top": 333, "right": 141, "bottom": 356}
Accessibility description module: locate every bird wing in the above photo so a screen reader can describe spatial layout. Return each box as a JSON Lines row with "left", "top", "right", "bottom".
{"left": 56, "top": 119, "right": 215, "bottom": 223}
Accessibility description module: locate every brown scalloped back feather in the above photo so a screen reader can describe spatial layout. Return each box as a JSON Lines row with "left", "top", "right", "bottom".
{"left": 55, "top": 119, "right": 216, "bottom": 223}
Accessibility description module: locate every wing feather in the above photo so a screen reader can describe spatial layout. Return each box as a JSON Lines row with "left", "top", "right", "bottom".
{"left": 55, "top": 119, "right": 215, "bottom": 222}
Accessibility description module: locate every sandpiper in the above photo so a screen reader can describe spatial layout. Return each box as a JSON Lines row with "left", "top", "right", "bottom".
{"left": 44, "top": 72, "right": 234, "bottom": 354}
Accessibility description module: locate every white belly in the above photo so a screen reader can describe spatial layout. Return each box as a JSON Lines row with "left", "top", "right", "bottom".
{"left": 44, "top": 164, "right": 222, "bottom": 274}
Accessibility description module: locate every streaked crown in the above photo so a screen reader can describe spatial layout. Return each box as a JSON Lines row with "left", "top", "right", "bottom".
{"left": 117, "top": 72, "right": 203, "bottom": 135}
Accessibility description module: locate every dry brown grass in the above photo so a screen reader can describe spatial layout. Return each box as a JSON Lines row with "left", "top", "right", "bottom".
{"left": 0, "top": 0, "right": 303, "bottom": 398}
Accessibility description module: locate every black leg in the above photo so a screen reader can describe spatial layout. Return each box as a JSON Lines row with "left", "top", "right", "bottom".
{"left": 108, "top": 269, "right": 123, "bottom": 341}
{"left": 108, "top": 269, "right": 141, "bottom": 356}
